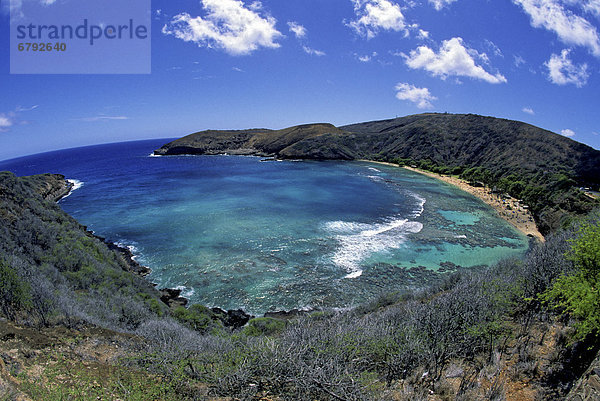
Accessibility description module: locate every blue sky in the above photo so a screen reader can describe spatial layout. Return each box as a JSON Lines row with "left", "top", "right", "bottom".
{"left": 1, "top": 0, "right": 600, "bottom": 161}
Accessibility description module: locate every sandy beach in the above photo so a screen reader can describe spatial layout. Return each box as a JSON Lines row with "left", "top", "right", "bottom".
{"left": 363, "top": 160, "right": 545, "bottom": 242}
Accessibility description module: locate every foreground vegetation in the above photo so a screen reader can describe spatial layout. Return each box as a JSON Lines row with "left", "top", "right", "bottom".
{"left": 1, "top": 172, "right": 600, "bottom": 400}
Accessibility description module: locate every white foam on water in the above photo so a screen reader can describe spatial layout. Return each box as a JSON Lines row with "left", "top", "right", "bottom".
{"left": 366, "top": 175, "right": 384, "bottom": 183}
{"left": 115, "top": 241, "right": 140, "bottom": 261}
{"left": 324, "top": 216, "right": 423, "bottom": 279}
{"left": 345, "top": 270, "right": 363, "bottom": 278}
{"left": 410, "top": 193, "right": 426, "bottom": 218}
{"left": 148, "top": 153, "right": 161, "bottom": 157}
{"left": 367, "top": 167, "right": 381, "bottom": 173}
{"left": 361, "top": 218, "right": 409, "bottom": 237}
{"left": 175, "top": 285, "right": 196, "bottom": 298}
{"left": 60, "top": 179, "right": 84, "bottom": 200}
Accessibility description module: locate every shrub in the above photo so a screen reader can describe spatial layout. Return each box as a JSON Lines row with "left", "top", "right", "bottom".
{"left": 0, "top": 259, "right": 32, "bottom": 320}
{"left": 242, "top": 317, "right": 287, "bottom": 336}
{"left": 542, "top": 220, "right": 600, "bottom": 341}
{"left": 173, "top": 304, "right": 224, "bottom": 334}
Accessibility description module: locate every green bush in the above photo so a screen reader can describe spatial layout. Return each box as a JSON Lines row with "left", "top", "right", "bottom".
{"left": 173, "top": 304, "right": 223, "bottom": 334}
{"left": 542, "top": 220, "right": 600, "bottom": 341}
{"left": 0, "top": 260, "right": 32, "bottom": 320}
{"left": 242, "top": 317, "right": 286, "bottom": 336}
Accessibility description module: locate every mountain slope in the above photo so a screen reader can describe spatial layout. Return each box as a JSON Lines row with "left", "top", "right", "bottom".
{"left": 341, "top": 113, "right": 599, "bottom": 186}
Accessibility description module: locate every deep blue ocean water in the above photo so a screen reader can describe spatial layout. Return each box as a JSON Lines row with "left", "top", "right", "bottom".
{"left": 0, "top": 140, "right": 530, "bottom": 314}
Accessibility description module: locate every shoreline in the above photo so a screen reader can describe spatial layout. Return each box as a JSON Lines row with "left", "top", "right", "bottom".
{"left": 361, "top": 160, "right": 545, "bottom": 242}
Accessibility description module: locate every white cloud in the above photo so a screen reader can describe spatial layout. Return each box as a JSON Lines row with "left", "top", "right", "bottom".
{"left": 15, "top": 105, "right": 39, "bottom": 112}
{"left": 0, "top": 105, "right": 38, "bottom": 132}
{"left": 484, "top": 39, "right": 503, "bottom": 57}
{"left": 513, "top": 0, "right": 600, "bottom": 56}
{"left": 4, "top": 0, "right": 57, "bottom": 17}
{"left": 522, "top": 107, "right": 535, "bottom": 114}
{"left": 583, "top": 0, "right": 600, "bottom": 16}
{"left": 418, "top": 29, "right": 430, "bottom": 39}
{"left": 545, "top": 49, "right": 589, "bottom": 86}
{"left": 2, "top": 0, "right": 22, "bottom": 17}
{"left": 163, "top": 0, "right": 282, "bottom": 56}
{"left": 232, "top": 66, "right": 244, "bottom": 72}
{"left": 429, "top": 0, "right": 458, "bottom": 10}
{"left": 356, "top": 52, "right": 378, "bottom": 62}
{"left": 0, "top": 115, "right": 14, "bottom": 132}
{"left": 348, "top": 0, "right": 408, "bottom": 39}
{"left": 514, "top": 54, "right": 526, "bottom": 67}
{"left": 395, "top": 82, "right": 437, "bottom": 109}
{"left": 78, "top": 116, "right": 129, "bottom": 122}
{"left": 561, "top": 128, "right": 576, "bottom": 136}
{"left": 303, "top": 46, "right": 326, "bottom": 56}
{"left": 288, "top": 21, "right": 307, "bottom": 39}
{"left": 403, "top": 37, "right": 507, "bottom": 83}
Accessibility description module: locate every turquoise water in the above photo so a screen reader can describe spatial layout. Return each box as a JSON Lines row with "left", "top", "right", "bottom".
{"left": 0, "top": 140, "right": 530, "bottom": 314}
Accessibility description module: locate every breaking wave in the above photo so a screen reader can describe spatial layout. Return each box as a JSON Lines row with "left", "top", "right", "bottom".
{"left": 60, "top": 179, "right": 84, "bottom": 200}
{"left": 324, "top": 215, "right": 423, "bottom": 279}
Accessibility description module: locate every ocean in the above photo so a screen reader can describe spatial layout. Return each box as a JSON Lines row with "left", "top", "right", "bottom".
{"left": 0, "top": 139, "right": 530, "bottom": 314}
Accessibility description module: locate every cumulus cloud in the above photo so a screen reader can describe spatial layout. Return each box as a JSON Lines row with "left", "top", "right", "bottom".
{"left": 522, "top": 107, "right": 535, "bottom": 114}
{"left": 561, "top": 128, "right": 576, "bottom": 136}
{"left": 545, "top": 49, "right": 589, "bottom": 86}
{"left": 162, "top": 0, "right": 282, "bottom": 56}
{"left": 513, "top": 0, "right": 600, "bottom": 56}
{"left": 288, "top": 21, "right": 307, "bottom": 39}
{"left": 403, "top": 37, "right": 507, "bottom": 83}
{"left": 429, "top": 0, "right": 458, "bottom": 10}
{"left": 395, "top": 83, "right": 437, "bottom": 109}
{"left": 347, "top": 0, "right": 408, "bottom": 38}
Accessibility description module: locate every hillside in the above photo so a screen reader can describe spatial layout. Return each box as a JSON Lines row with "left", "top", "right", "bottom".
{"left": 1, "top": 172, "right": 600, "bottom": 399}
{"left": 155, "top": 113, "right": 600, "bottom": 234}
{"left": 154, "top": 123, "right": 352, "bottom": 158}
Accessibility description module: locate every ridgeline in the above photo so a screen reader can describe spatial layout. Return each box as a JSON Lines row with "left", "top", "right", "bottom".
{"left": 155, "top": 113, "right": 600, "bottom": 235}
